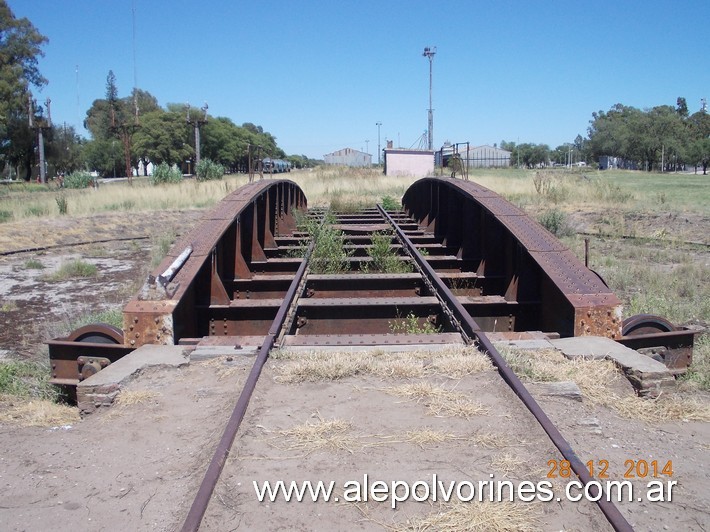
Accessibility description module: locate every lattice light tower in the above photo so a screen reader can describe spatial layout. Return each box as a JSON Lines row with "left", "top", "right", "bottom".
{"left": 423, "top": 46, "right": 436, "bottom": 151}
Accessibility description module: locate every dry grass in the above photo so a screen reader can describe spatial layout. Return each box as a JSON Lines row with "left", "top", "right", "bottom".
{"left": 392, "top": 500, "right": 540, "bottom": 532}
{"left": 199, "top": 356, "right": 247, "bottom": 380}
{"left": 277, "top": 413, "right": 359, "bottom": 454}
{"left": 0, "top": 394, "right": 80, "bottom": 427}
{"left": 471, "top": 431, "right": 509, "bottom": 449}
{"left": 613, "top": 394, "right": 710, "bottom": 423}
{"left": 272, "top": 347, "right": 492, "bottom": 383}
{"left": 386, "top": 382, "right": 488, "bottom": 419}
{"left": 113, "top": 389, "right": 161, "bottom": 406}
{"left": 289, "top": 167, "right": 417, "bottom": 210}
{"left": 382, "top": 429, "right": 461, "bottom": 449}
{"left": 490, "top": 452, "right": 527, "bottom": 477}
{"left": 500, "top": 347, "right": 710, "bottom": 423}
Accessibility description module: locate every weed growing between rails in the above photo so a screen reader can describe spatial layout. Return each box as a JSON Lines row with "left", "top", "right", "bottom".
{"left": 389, "top": 311, "right": 440, "bottom": 334}
{"left": 294, "top": 211, "right": 353, "bottom": 274}
{"left": 362, "top": 231, "right": 413, "bottom": 274}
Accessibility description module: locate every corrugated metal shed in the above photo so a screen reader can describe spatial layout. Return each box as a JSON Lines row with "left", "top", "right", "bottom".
{"left": 324, "top": 148, "right": 372, "bottom": 167}
{"left": 462, "top": 145, "right": 511, "bottom": 168}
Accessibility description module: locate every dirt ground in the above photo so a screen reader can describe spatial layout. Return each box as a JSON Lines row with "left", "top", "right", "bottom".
{"left": 0, "top": 208, "right": 708, "bottom": 531}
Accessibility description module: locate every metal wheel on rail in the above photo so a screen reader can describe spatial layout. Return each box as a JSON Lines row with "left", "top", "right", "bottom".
{"left": 66, "top": 323, "right": 124, "bottom": 381}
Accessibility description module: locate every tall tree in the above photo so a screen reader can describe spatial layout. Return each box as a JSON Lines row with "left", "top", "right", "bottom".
{"left": 84, "top": 72, "right": 150, "bottom": 180}
{"left": 132, "top": 106, "right": 191, "bottom": 167}
{"left": 0, "top": 1, "right": 48, "bottom": 179}
{"left": 45, "top": 123, "right": 84, "bottom": 175}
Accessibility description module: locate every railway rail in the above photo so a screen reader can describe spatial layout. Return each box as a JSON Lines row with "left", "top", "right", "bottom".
{"left": 47, "top": 177, "right": 699, "bottom": 530}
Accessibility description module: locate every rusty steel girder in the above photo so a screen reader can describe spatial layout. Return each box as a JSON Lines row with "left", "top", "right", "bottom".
{"left": 48, "top": 180, "right": 306, "bottom": 387}
{"left": 402, "top": 177, "right": 623, "bottom": 339}
{"left": 125, "top": 179, "right": 306, "bottom": 347}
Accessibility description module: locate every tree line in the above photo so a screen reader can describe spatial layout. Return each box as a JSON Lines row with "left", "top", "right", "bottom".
{"left": 0, "top": 2, "right": 317, "bottom": 181}
{"left": 502, "top": 98, "right": 709, "bottom": 174}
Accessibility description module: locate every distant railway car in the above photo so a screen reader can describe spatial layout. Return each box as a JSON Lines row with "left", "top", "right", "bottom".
{"left": 263, "top": 158, "right": 291, "bottom": 173}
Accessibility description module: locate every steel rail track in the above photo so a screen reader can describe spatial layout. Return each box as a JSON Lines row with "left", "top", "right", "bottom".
{"left": 180, "top": 206, "right": 632, "bottom": 531}
{"left": 181, "top": 239, "right": 315, "bottom": 532}
{"left": 380, "top": 205, "right": 633, "bottom": 532}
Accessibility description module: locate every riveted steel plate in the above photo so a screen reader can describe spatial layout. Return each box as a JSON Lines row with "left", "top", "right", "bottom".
{"left": 496, "top": 215, "right": 569, "bottom": 252}
{"left": 528, "top": 250, "right": 616, "bottom": 297}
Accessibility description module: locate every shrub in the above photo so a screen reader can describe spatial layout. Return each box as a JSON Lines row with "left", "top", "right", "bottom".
{"left": 150, "top": 162, "right": 183, "bottom": 185}
{"left": 63, "top": 171, "right": 94, "bottom": 189}
{"left": 196, "top": 159, "right": 224, "bottom": 181}
{"left": 381, "top": 195, "right": 399, "bottom": 211}
{"left": 538, "top": 209, "right": 574, "bottom": 237}
{"left": 55, "top": 194, "right": 68, "bottom": 215}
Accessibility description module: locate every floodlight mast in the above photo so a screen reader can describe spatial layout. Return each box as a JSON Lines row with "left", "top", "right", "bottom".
{"left": 376, "top": 122, "right": 382, "bottom": 165}
{"left": 423, "top": 46, "right": 436, "bottom": 151}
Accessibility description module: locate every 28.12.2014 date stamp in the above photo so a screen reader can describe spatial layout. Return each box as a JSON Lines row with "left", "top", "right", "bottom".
{"left": 547, "top": 459, "right": 674, "bottom": 480}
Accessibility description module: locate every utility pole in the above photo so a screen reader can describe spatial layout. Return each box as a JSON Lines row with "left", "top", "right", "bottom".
{"left": 109, "top": 95, "right": 140, "bottom": 184}
{"left": 186, "top": 102, "right": 208, "bottom": 172}
{"left": 376, "top": 122, "right": 382, "bottom": 165}
{"left": 28, "top": 95, "right": 51, "bottom": 184}
{"left": 422, "top": 46, "right": 436, "bottom": 151}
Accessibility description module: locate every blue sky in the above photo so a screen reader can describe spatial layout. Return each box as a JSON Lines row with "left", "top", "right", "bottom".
{"left": 9, "top": 0, "right": 709, "bottom": 159}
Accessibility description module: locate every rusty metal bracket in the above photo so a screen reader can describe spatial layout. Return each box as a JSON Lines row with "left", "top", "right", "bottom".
{"left": 77, "top": 356, "right": 111, "bottom": 381}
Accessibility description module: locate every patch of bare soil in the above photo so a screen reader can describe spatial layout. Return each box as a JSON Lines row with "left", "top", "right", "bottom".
{"left": 569, "top": 209, "right": 710, "bottom": 245}
{"left": 0, "top": 210, "right": 202, "bottom": 358}
{"left": 0, "top": 359, "right": 250, "bottom": 532}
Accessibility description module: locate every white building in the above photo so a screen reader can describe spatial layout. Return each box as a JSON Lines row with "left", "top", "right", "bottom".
{"left": 324, "top": 148, "right": 372, "bottom": 167}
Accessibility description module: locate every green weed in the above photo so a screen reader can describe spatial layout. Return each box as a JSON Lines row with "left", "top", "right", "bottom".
{"left": 151, "top": 232, "right": 176, "bottom": 267}
{"left": 55, "top": 194, "right": 68, "bottom": 215}
{"left": 389, "top": 311, "right": 440, "bottom": 334}
{"left": 0, "top": 359, "right": 59, "bottom": 400}
{"left": 365, "top": 231, "right": 412, "bottom": 274}
{"left": 63, "top": 171, "right": 94, "bottom": 189}
{"left": 538, "top": 209, "right": 574, "bottom": 237}
{"left": 380, "top": 195, "right": 399, "bottom": 211}
{"left": 679, "top": 334, "right": 710, "bottom": 391}
{"left": 46, "top": 259, "right": 98, "bottom": 281}
{"left": 1, "top": 301, "right": 18, "bottom": 312}
{"left": 23, "top": 258, "right": 45, "bottom": 269}
{"left": 306, "top": 213, "right": 353, "bottom": 274}
{"left": 24, "top": 205, "right": 49, "bottom": 217}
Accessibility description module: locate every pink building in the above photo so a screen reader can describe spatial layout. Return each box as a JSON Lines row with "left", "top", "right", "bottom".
{"left": 384, "top": 149, "right": 435, "bottom": 177}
